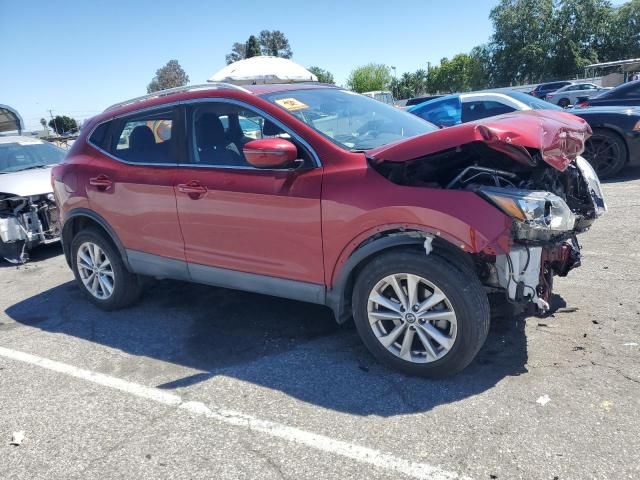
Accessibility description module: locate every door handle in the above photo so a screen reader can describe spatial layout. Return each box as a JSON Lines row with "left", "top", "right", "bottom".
{"left": 89, "top": 174, "right": 112, "bottom": 191}
{"left": 177, "top": 181, "right": 207, "bottom": 198}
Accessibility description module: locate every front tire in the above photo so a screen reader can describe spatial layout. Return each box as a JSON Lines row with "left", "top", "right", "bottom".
{"left": 558, "top": 98, "right": 570, "bottom": 108}
{"left": 71, "top": 227, "right": 142, "bottom": 310}
{"left": 352, "top": 250, "right": 490, "bottom": 378}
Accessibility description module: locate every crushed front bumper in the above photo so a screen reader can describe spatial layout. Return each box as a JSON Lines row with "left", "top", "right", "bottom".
{"left": 494, "top": 156, "right": 605, "bottom": 313}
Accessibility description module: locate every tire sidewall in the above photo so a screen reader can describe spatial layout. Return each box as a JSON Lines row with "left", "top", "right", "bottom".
{"left": 585, "top": 129, "right": 627, "bottom": 179}
{"left": 352, "top": 251, "right": 489, "bottom": 377}
{"left": 70, "top": 229, "right": 128, "bottom": 310}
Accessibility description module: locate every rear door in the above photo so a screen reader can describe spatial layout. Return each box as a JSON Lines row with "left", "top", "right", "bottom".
{"left": 86, "top": 107, "right": 185, "bottom": 264}
{"left": 174, "top": 99, "right": 324, "bottom": 285}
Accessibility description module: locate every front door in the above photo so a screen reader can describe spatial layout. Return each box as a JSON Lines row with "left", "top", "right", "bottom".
{"left": 174, "top": 101, "right": 324, "bottom": 285}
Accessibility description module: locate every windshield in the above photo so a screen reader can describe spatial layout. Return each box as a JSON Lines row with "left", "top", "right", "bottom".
{"left": 261, "top": 88, "right": 438, "bottom": 150}
{"left": 0, "top": 141, "right": 66, "bottom": 173}
{"left": 507, "top": 91, "right": 563, "bottom": 110}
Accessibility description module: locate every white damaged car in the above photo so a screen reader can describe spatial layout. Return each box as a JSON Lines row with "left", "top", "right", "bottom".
{"left": 0, "top": 136, "right": 64, "bottom": 263}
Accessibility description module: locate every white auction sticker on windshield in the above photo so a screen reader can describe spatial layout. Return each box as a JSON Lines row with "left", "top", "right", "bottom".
{"left": 275, "top": 98, "right": 309, "bottom": 111}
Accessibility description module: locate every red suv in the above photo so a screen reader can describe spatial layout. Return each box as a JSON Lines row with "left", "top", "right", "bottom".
{"left": 53, "top": 83, "right": 606, "bottom": 377}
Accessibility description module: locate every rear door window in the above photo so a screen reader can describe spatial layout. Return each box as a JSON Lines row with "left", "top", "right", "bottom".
{"left": 110, "top": 108, "right": 176, "bottom": 164}
{"left": 462, "top": 101, "right": 515, "bottom": 122}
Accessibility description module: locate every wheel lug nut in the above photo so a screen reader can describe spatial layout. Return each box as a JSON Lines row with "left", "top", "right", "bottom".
{"left": 413, "top": 305, "right": 418, "bottom": 311}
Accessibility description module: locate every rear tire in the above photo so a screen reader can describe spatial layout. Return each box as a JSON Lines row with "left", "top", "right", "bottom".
{"left": 558, "top": 98, "right": 570, "bottom": 108}
{"left": 352, "top": 250, "right": 490, "bottom": 378}
{"left": 71, "top": 227, "right": 142, "bottom": 310}
{"left": 583, "top": 128, "right": 627, "bottom": 179}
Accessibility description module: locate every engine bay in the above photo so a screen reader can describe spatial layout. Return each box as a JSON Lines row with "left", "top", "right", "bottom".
{"left": 371, "top": 141, "right": 603, "bottom": 237}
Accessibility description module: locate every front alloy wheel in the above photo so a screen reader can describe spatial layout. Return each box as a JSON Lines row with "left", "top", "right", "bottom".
{"left": 368, "top": 274, "right": 457, "bottom": 363}
{"left": 352, "top": 250, "right": 490, "bottom": 377}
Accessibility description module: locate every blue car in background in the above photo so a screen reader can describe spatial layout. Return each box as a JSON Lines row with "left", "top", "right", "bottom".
{"left": 407, "top": 91, "right": 560, "bottom": 127}
{"left": 407, "top": 91, "right": 640, "bottom": 179}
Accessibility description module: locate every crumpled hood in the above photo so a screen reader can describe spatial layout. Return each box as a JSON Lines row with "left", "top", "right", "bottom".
{"left": 0, "top": 166, "right": 54, "bottom": 197}
{"left": 368, "top": 110, "right": 591, "bottom": 171}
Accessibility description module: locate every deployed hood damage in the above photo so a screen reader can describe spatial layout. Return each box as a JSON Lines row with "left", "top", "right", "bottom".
{"left": 368, "top": 110, "right": 604, "bottom": 313}
{"left": 368, "top": 109, "right": 591, "bottom": 170}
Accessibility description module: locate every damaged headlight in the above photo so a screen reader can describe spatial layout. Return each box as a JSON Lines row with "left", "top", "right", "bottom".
{"left": 479, "top": 187, "right": 576, "bottom": 240}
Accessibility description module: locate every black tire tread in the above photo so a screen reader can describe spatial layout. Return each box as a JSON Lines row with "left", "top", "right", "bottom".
{"left": 70, "top": 227, "right": 142, "bottom": 310}
{"left": 352, "top": 250, "right": 490, "bottom": 378}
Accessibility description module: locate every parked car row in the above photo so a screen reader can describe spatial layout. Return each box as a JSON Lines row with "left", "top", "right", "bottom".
{"left": 408, "top": 90, "right": 640, "bottom": 178}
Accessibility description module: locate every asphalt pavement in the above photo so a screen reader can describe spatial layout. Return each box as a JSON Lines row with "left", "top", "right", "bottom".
{"left": 1, "top": 169, "right": 639, "bottom": 480}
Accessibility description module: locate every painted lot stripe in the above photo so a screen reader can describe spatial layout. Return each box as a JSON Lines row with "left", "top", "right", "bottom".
{"left": 0, "top": 346, "right": 468, "bottom": 480}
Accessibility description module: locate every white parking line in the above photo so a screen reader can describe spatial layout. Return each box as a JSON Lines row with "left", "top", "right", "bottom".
{"left": 0, "top": 346, "right": 469, "bottom": 480}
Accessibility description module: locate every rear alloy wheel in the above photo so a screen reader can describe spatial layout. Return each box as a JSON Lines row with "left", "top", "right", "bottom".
{"left": 583, "top": 129, "right": 627, "bottom": 179}
{"left": 352, "top": 250, "right": 490, "bottom": 377}
{"left": 76, "top": 242, "right": 114, "bottom": 300}
{"left": 71, "top": 227, "right": 142, "bottom": 310}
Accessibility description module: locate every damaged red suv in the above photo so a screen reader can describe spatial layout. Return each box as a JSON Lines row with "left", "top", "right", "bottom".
{"left": 53, "top": 83, "right": 606, "bottom": 377}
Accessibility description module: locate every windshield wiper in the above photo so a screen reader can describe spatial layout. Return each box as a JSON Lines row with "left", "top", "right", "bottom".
{"left": 14, "top": 164, "right": 51, "bottom": 172}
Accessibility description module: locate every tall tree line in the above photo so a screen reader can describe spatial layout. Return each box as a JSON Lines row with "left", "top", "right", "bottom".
{"left": 381, "top": 0, "right": 640, "bottom": 97}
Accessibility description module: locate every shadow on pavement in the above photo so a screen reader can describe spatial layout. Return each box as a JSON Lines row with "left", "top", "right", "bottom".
{"left": 602, "top": 165, "right": 640, "bottom": 184}
{"left": 6, "top": 280, "right": 528, "bottom": 416}
{"left": 0, "top": 242, "right": 63, "bottom": 269}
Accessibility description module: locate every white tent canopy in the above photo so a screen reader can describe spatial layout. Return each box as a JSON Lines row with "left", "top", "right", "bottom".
{"left": 208, "top": 56, "right": 317, "bottom": 85}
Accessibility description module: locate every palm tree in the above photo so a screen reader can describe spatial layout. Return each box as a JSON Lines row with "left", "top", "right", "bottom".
{"left": 40, "top": 118, "right": 48, "bottom": 135}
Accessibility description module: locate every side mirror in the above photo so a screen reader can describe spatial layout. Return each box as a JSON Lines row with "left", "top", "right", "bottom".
{"left": 243, "top": 138, "right": 298, "bottom": 169}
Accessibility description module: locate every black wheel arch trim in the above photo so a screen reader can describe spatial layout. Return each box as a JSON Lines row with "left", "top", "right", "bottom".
{"left": 61, "top": 209, "right": 131, "bottom": 271}
{"left": 326, "top": 232, "right": 477, "bottom": 324}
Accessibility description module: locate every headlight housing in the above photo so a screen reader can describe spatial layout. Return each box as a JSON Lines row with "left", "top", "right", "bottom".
{"left": 479, "top": 187, "right": 576, "bottom": 240}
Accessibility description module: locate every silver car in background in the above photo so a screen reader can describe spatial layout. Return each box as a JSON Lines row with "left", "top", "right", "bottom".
{"left": 546, "top": 82, "right": 611, "bottom": 108}
{"left": 0, "top": 136, "right": 65, "bottom": 263}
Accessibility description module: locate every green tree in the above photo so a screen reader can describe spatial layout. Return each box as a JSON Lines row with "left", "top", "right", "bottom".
{"left": 259, "top": 30, "right": 293, "bottom": 58}
{"left": 245, "top": 35, "right": 262, "bottom": 58}
{"left": 346, "top": 63, "right": 392, "bottom": 93}
{"left": 603, "top": 0, "right": 640, "bottom": 61}
{"left": 48, "top": 115, "right": 77, "bottom": 135}
{"left": 147, "top": 60, "right": 189, "bottom": 93}
{"left": 489, "top": 0, "right": 555, "bottom": 85}
{"left": 548, "top": 0, "right": 613, "bottom": 78}
{"left": 39, "top": 118, "right": 48, "bottom": 133}
{"left": 308, "top": 66, "right": 335, "bottom": 84}
{"left": 226, "top": 42, "right": 247, "bottom": 64}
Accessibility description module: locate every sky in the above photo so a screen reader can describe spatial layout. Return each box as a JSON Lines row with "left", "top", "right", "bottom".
{"left": 0, "top": 0, "right": 624, "bottom": 131}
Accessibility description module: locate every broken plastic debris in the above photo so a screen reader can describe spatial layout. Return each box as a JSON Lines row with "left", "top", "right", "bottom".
{"left": 423, "top": 236, "right": 433, "bottom": 255}
{"left": 10, "top": 431, "right": 24, "bottom": 446}
{"left": 536, "top": 394, "right": 551, "bottom": 406}
{"left": 623, "top": 342, "right": 638, "bottom": 346}
{"left": 601, "top": 400, "right": 613, "bottom": 412}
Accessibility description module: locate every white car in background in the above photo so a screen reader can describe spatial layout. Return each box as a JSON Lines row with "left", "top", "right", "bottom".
{"left": 546, "top": 83, "right": 610, "bottom": 108}
{"left": 0, "top": 136, "right": 64, "bottom": 263}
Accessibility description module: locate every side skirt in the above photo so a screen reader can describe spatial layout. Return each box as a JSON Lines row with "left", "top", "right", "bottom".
{"left": 126, "top": 249, "right": 326, "bottom": 306}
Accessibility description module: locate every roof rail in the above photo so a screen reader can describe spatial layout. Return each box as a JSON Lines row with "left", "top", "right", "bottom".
{"left": 104, "top": 83, "right": 251, "bottom": 112}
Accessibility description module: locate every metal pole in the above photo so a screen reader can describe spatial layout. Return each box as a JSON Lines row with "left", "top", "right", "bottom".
{"left": 48, "top": 109, "right": 59, "bottom": 136}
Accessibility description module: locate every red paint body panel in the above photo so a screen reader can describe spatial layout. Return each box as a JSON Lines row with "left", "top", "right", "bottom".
{"left": 319, "top": 154, "right": 512, "bottom": 286}
{"left": 81, "top": 144, "right": 185, "bottom": 261}
{"left": 368, "top": 109, "right": 591, "bottom": 171}
{"left": 174, "top": 166, "right": 324, "bottom": 283}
